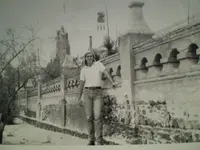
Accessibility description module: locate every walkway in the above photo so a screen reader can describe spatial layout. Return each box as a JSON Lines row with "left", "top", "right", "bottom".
{"left": 2, "top": 119, "right": 88, "bottom": 145}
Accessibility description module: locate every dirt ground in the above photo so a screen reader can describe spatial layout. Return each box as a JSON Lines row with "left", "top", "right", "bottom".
{"left": 2, "top": 118, "right": 88, "bottom": 145}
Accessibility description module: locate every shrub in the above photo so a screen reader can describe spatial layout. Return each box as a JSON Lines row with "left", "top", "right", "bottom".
{"left": 102, "top": 95, "right": 119, "bottom": 125}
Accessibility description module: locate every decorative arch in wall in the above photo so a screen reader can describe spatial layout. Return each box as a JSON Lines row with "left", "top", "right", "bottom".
{"left": 116, "top": 65, "right": 121, "bottom": 76}
{"left": 188, "top": 43, "right": 198, "bottom": 56}
{"left": 153, "top": 53, "right": 163, "bottom": 70}
{"left": 168, "top": 48, "right": 180, "bottom": 68}
{"left": 109, "top": 68, "right": 113, "bottom": 77}
{"left": 187, "top": 43, "right": 199, "bottom": 64}
{"left": 140, "top": 57, "right": 148, "bottom": 72}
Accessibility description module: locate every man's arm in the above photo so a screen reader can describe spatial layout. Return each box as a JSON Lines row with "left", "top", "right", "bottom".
{"left": 78, "top": 80, "right": 85, "bottom": 101}
{"left": 103, "top": 70, "right": 116, "bottom": 86}
{"left": 99, "top": 61, "right": 117, "bottom": 87}
{"left": 79, "top": 67, "right": 85, "bottom": 101}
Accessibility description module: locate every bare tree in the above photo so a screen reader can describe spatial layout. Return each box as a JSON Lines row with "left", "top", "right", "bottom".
{"left": 0, "top": 26, "right": 39, "bottom": 144}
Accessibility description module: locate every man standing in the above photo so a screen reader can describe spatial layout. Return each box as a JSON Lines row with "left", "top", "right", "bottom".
{"left": 78, "top": 51, "right": 117, "bottom": 145}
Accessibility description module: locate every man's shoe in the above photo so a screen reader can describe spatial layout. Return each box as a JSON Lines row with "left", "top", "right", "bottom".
{"left": 87, "top": 141, "right": 95, "bottom": 145}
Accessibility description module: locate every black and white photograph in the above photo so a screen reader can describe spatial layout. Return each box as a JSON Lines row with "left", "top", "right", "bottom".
{"left": 0, "top": 0, "right": 200, "bottom": 149}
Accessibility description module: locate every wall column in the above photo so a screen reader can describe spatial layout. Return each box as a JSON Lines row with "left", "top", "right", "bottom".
{"left": 119, "top": 33, "right": 137, "bottom": 128}
{"left": 25, "top": 90, "right": 28, "bottom": 116}
{"left": 36, "top": 75, "right": 41, "bottom": 121}
{"left": 60, "top": 73, "right": 67, "bottom": 127}
{"left": 119, "top": 1, "right": 154, "bottom": 128}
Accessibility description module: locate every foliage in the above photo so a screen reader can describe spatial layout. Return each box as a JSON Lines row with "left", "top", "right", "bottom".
{"left": 102, "top": 36, "right": 117, "bottom": 56}
{"left": 0, "top": 64, "right": 16, "bottom": 114}
{"left": 0, "top": 27, "right": 38, "bottom": 118}
{"left": 102, "top": 95, "right": 119, "bottom": 125}
{"left": 42, "top": 57, "right": 61, "bottom": 83}
{"left": 102, "top": 95, "right": 120, "bottom": 137}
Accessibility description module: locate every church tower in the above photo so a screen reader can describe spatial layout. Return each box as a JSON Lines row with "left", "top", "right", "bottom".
{"left": 56, "top": 26, "right": 70, "bottom": 63}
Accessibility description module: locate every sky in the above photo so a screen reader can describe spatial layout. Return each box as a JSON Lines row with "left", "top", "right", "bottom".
{"left": 0, "top": 0, "right": 200, "bottom": 67}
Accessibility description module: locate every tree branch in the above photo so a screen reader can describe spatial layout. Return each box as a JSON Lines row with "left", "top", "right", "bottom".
{"left": 2, "top": 72, "right": 38, "bottom": 113}
{"left": 0, "top": 37, "right": 20, "bottom": 59}
{"left": 0, "top": 38, "right": 37, "bottom": 74}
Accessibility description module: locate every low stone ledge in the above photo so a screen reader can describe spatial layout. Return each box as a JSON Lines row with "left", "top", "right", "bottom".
{"left": 17, "top": 115, "right": 200, "bottom": 144}
{"left": 138, "top": 125, "right": 200, "bottom": 143}
{"left": 18, "top": 115, "right": 119, "bottom": 145}
{"left": 134, "top": 70, "right": 200, "bottom": 84}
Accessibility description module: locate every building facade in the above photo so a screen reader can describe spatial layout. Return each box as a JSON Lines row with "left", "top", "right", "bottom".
{"left": 17, "top": 1, "right": 200, "bottom": 144}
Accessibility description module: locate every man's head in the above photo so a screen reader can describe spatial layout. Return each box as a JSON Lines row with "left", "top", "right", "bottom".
{"left": 84, "top": 51, "right": 96, "bottom": 66}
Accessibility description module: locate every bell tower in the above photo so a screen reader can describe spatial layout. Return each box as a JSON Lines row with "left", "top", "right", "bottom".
{"left": 56, "top": 26, "right": 71, "bottom": 63}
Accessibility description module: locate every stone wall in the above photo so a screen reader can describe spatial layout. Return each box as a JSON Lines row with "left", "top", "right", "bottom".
{"left": 27, "top": 87, "right": 38, "bottom": 118}
{"left": 135, "top": 73, "right": 200, "bottom": 128}
{"left": 131, "top": 22, "right": 200, "bottom": 144}
{"left": 40, "top": 77, "right": 63, "bottom": 125}
{"left": 64, "top": 72, "right": 88, "bottom": 133}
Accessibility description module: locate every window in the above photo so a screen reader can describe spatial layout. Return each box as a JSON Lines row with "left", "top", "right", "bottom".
{"left": 140, "top": 57, "right": 148, "bottom": 72}
{"left": 153, "top": 53, "right": 163, "bottom": 71}
{"left": 168, "top": 49, "right": 180, "bottom": 68}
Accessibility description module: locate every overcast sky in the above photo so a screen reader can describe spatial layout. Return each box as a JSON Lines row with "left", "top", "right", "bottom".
{"left": 0, "top": 0, "right": 200, "bottom": 66}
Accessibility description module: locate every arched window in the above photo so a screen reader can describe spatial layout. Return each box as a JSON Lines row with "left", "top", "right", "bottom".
{"left": 153, "top": 53, "right": 163, "bottom": 70}
{"left": 116, "top": 65, "right": 121, "bottom": 76}
{"left": 71, "top": 80, "right": 75, "bottom": 88}
{"left": 188, "top": 43, "right": 198, "bottom": 57}
{"left": 109, "top": 68, "right": 113, "bottom": 76}
{"left": 188, "top": 43, "right": 199, "bottom": 64}
{"left": 140, "top": 57, "right": 148, "bottom": 72}
{"left": 153, "top": 54, "right": 162, "bottom": 65}
{"left": 68, "top": 81, "right": 71, "bottom": 88}
{"left": 169, "top": 49, "right": 179, "bottom": 61}
{"left": 168, "top": 49, "right": 180, "bottom": 68}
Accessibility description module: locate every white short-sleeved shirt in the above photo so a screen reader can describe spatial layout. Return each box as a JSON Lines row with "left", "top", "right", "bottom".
{"left": 80, "top": 61, "right": 106, "bottom": 87}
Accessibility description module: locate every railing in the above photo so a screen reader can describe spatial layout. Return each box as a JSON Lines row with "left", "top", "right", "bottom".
{"left": 42, "top": 77, "right": 61, "bottom": 86}
{"left": 41, "top": 77, "right": 61, "bottom": 94}
{"left": 154, "top": 12, "right": 200, "bottom": 37}
{"left": 132, "top": 13, "right": 200, "bottom": 49}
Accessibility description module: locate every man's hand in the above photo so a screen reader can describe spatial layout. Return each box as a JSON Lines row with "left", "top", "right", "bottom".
{"left": 112, "top": 82, "right": 118, "bottom": 88}
{"left": 78, "top": 97, "right": 83, "bottom": 107}
{"left": 103, "top": 70, "right": 118, "bottom": 89}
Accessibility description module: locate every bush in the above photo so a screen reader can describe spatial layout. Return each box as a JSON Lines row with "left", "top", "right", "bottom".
{"left": 102, "top": 95, "right": 119, "bottom": 125}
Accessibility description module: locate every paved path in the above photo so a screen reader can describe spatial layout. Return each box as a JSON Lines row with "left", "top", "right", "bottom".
{"left": 2, "top": 120, "right": 88, "bottom": 145}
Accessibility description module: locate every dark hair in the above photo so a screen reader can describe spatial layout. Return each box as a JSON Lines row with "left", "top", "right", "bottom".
{"left": 84, "top": 52, "right": 96, "bottom": 66}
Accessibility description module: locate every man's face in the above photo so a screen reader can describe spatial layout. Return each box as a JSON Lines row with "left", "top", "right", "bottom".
{"left": 85, "top": 53, "right": 94, "bottom": 64}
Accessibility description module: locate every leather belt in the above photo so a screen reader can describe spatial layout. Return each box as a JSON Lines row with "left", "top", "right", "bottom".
{"left": 85, "top": 86, "right": 101, "bottom": 90}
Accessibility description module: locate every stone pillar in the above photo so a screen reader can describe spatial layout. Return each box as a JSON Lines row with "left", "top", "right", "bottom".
{"left": 60, "top": 73, "right": 67, "bottom": 127}
{"left": 61, "top": 54, "right": 79, "bottom": 127}
{"left": 60, "top": 73, "right": 66, "bottom": 99}
{"left": 36, "top": 75, "right": 42, "bottom": 120}
{"left": 119, "top": 33, "right": 138, "bottom": 128}
{"left": 60, "top": 99, "right": 67, "bottom": 127}
{"left": 119, "top": 1, "right": 154, "bottom": 128}
{"left": 25, "top": 90, "right": 28, "bottom": 116}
